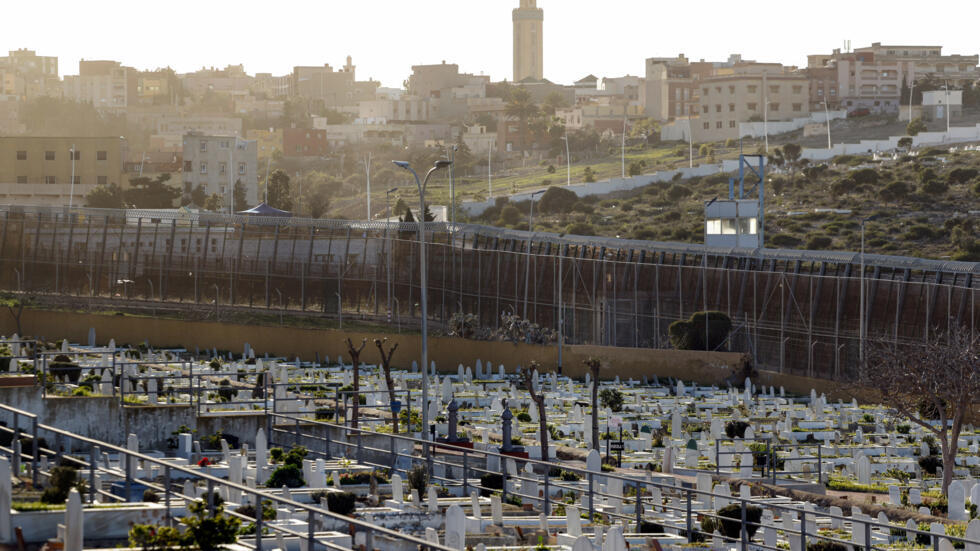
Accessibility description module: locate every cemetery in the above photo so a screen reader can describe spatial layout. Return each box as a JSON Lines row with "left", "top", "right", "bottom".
{"left": 0, "top": 330, "right": 979, "bottom": 551}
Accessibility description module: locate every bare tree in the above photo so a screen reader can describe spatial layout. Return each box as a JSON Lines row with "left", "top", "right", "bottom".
{"left": 374, "top": 338, "right": 400, "bottom": 433}
{"left": 858, "top": 326, "right": 979, "bottom": 495}
{"left": 0, "top": 292, "right": 33, "bottom": 336}
{"left": 583, "top": 357, "right": 602, "bottom": 452}
{"left": 522, "top": 360, "right": 549, "bottom": 463}
{"left": 344, "top": 338, "right": 367, "bottom": 428}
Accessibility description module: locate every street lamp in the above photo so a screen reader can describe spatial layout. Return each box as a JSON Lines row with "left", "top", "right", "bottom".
{"left": 908, "top": 79, "right": 915, "bottom": 124}
{"left": 859, "top": 214, "right": 881, "bottom": 370}
{"left": 68, "top": 144, "right": 76, "bottom": 211}
{"left": 817, "top": 101, "right": 832, "bottom": 149}
{"left": 392, "top": 159, "right": 452, "bottom": 441}
{"left": 621, "top": 116, "right": 628, "bottom": 178}
{"left": 364, "top": 153, "right": 372, "bottom": 220}
{"left": 943, "top": 80, "right": 951, "bottom": 138}
{"left": 385, "top": 187, "right": 398, "bottom": 322}
{"left": 560, "top": 135, "right": 571, "bottom": 186}
{"left": 523, "top": 189, "right": 546, "bottom": 319}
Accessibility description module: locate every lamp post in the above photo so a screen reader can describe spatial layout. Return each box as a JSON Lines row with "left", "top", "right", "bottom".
{"left": 488, "top": 138, "right": 493, "bottom": 199}
{"left": 523, "top": 189, "right": 546, "bottom": 319}
{"left": 392, "top": 159, "right": 452, "bottom": 441}
{"left": 818, "top": 101, "right": 832, "bottom": 149}
{"left": 686, "top": 119, "right": 694, "bottom": 168}
{"left": 364, "top": 152, "right": 372, "bottom": 220}
{"left": 859, "top": 214, "right": 880, "bottom": 371}
{"left": 944, "top": 80, "right": 951, "bottom": 138}
{"left": 560, "top": 135, "right": 571, "bottom": 186}
{"left": 385, "top": 187, "right": 398, "bottom": 323}
{"left": 621, "top": 116, "right": 627, "bottom": 178}
{"left": 68, "top": 144, "right": 76, "bottom": 211}
{"left": 908, "top": 79, "right": 915, "bottom": 123}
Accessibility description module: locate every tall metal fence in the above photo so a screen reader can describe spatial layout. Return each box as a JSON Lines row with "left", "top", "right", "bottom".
{"left": 0, "top": 205, "right": 977, "bottom": 381}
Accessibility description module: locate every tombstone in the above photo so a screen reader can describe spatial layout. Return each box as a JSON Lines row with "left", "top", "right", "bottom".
{"left": 427, "top": 486, "right": 439, "bottom": 514}
{"left": 604, "top": 525, "right": 627, "bottom": 551}
{"left": 486, "top": 448, "right": 501, "bottom": 474}
{"left": 447, "top": 399, "right": 462, "bottom": 442}
{"left": 906, "top": 519, "right": 918, "bottom": 543}
{"left": 949, "top": 480, "right": 967, "bottom": 521}
{"left": 126, "top": 434, "right": 139, "bottom": 478}
{"left": 671, "top": 410, "right": 682, "bottom": 437}
{"left": 910, "top": 488, "right": 922, "bottom": 505}
{"left": 966, "top": 519, "right": 980, "bottom": 551}
{"left": 470, "top": 491, "right": 482, "bottom": 520}
{"left": 65, "top": 488, "right": 83, "bottom": 551}
{"left": 501, "top": 408, "right": 516, "bottom": 452}
{"left": 391, "top": 473, "right": 404, "bottom": 502}
{"left": 586, "top": 449, "right": 602, "bottom": 474}
{"left": 567, "top": 505, "right": 582, "bottom": 537}
{"left": 856, "top": 454, "right": 871, "bottom": 485}
{"left": 0, "top": 458, "right": 10, "bottom": 543}
{"left": 662, "top": 446, "right": 674, "bottom": 474}
{"left": 444, "top": 504, "right": 466, "bottom": 551}
{"left": 571, "top": 536, "right": 593, "bottom": 551}
{"left": 829, "top": 506, "right": 843, "bottom": 529}
{"left": 490, "top": 494, "right": 502, "bottom": 525}
{"left": 888, "top": 485, "right": 901, "bottom": 506}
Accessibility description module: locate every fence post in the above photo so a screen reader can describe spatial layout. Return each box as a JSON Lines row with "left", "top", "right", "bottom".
{"left": 294, "top": 417, "right": 300, "bottom": 448}
{"left": 635, "top": 481, "right": 642, "bottom": 531}
{"left": 715, "top": 439, "right": 720, "bottom": 477}
{"left": 462, "top": 451, "right": 469, "bottom": 497}
{"left": 207, "top": 479, "right": 215, "bottom": 516}
{"left": 256, "top": 497, "right": 263, "bottom": 551}
{"left": 89, "top": 444, "right": 97, "bottom": 504}
{"left": 307, "top": 509, "right": 315, "bottom": 551}
{"left": 588, "top": 472, "right": 595, "bottom": 522}
{"left": 125, "top": 454, "right": 132, "bottom": 503}
{"left": 365, "top": 526, "right": 374, "bottom": 551}
{"left": 867, "top": 520, "right": 873, "bottom": 551}
{"left": 817, "top": 445, "right": 822, "bottom": 484}
{"left": 357, "top": 428, "right": 364, "bottom": 465}
{"left": 800, "top": 509, "right": 807, "bottom": 551}
{"left": 325, "top": 423, "right": 332, "bottom": 460}
{"left": 543, "top": 471, "right": 550, "bottom": 517}
{"left": 164, "top": 466, "right": 171, "bottom": 526}
{"left": 686, "top": 490, "right": 693, "bottom": 542}
{"left": 740, "top": 499, "right": 748, "bottom": 551}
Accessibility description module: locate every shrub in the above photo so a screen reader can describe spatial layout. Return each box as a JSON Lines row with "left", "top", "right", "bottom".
{"left": 805, "top": 235, "right": 833, "bottom": 250}
{"left": 559, "top": 470, "right": 582, "bottom": 482}
{"left": 142, "top": 489, "right": 160, "bottom": 503}
{"left": 639, "top": 520, "right": 666, "bottom": 533}
{"left": 807, "top": 542, "right": 849, "bottom": 551}
{"left": 407, "top": 463, "right": 428, "bottom": 494}
{"left": 565, "top": 222, "right": 595, "bottom": 235}
{"left": 948, "top": 168, "right": 978, "bottom": 184}
{"left": 216, "top": 379, "right": 234, "bottom": 402}
{"left": 906, "top": 118, "right": 927, "bottom": 136}
{"left": 41, "top": 466, "right": 85, "bottom": 504}
{"left": 918, "top": 455, "right": 942, "bottom": 475}
{"left": 497, "top": 205, "right": 522, "bottom": 226}
{"left": 480, "top": 473, "right": 503, "bottom": 496}
{"left": 725, "top": 420, "right": 750, "bottom": 439}
{"left": 269, "top": 447, "right": 284, "bottom": 463}
{"left": 538, "top": 186, "right": 578, "bottom": 214}
{"left": 282, "top": 446, "right": 307, "bottom": 468}
{"left": 181, "top": 500, "right": 240, "bottom": 551}
{"left": 717, "top": 503, "right": 763, "bottom": 540}
{"left": 129, "top": 524, "right": 188, "bottom": 550}
{"left": 326, "top": 491, "right": 357, "bottom": 515}
{"left": 266, "top": 464, "right": 304, "bottom": 488}
{"left": 599, "top": 388, "right": 624, "bottom": 412}
{"left": 516, "top": 410, "right": 532, "bottom": 422}
{"left": 236, "top": 500, "right": 276, "bottom": 520}
{"left": 49, "top": 354, "right": 82, "bottom": 384}
{"left": 921, "top": 179, "right": 949, "bottom": 195}
{"left": 667, "top": 184, "right": 693, "bottom": 201}
{"left": 668, "top": 311, "right": 732, "bottom": 351}
{"left": 770, "top": 234, "right": 802, "bottom": 248}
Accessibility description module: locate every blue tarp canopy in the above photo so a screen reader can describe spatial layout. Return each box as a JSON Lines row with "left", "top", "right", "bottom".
{"left": 236, "top": 203, "right": 292, "bottom": 217}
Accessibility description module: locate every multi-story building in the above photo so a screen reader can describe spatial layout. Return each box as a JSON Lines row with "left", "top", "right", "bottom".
{"left": 283, "top": 128, "right": 329, "bottom": 157}
{"left": 807, "top": 50, "right": 907, "bottom": 114}
{"left": 134, "top": 69, "right": 178, "bottom": 106}
{"left": 292, "top": 57, "right": 378, "bottom": 108}
{"left": 253, "top": 73, "right": 292, "bottom": 98}
{"left": 696, "top": 66, "right": 810, "bottom": 141}
{"left": 357, "top": 97, "right": 429, "bottom": 122}
{"left": 641, "top": 54, "right": 714, "bottom": 121}
{"left": 513, "top": 0, "right": 544, "bottom": 82}
{"left": 180, "top": 65, "right": 252, "bottom": 98}
{"left": 63, "top": 60, "right": 136, "bottom": 111}
{"left": 245, "top": 128, "right": 283, "bottom": 160}
{"left": 854, "top": 43, "right": 979, "bottom": 86}
{"left": 0, "top": 49, "right": 60, "bottom": 100}
{"left": 407, "top": 62, "right": 488, "bottom": 121}
{"left": 180, "top": 133, "right": 258, "bottom": 210}
{"left": 0, "top": 136, "right": 127, "bottom": 206}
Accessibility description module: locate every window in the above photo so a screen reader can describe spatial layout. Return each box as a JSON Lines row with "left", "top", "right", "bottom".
{"left": 715, "top": 86, "right": 721, "bottom": 93}
{"left": 716, "top": 121, "right": 723, "bottom": 129}
{"left": 715, "top": 104, "right": 721, "bottom": 113}
{"left": 769, "top": 85, "right": 780, "bottom": 94}
{"left": 728, "top": 103, "right": 735, "bottom": 112}
{"left": 729, "top": 121, "right": 736, "bottom": 128}
{"left": 817, "top": 89, "right": 824, "bottom": 97}
{"left": 770, "top": 102, "right": 780, "bottom": 111}
{"left": 71, "top": 150, "right": 80, "bottom": 160}
{"left": 15, "top": 150, "right": 26, "bottom": 160}
{"left": 702, "top": 105, "right": 708, "bottom": 114}
{"left": 748, "top": 103, "right": 757, "bottom": 111}
{"left": 738, "top": 217, "right": 758, "bottom": 235}
{"left": 184, "top": 160, "right": 192, "bottom": 172}
{"left": 747, "top": 85, "right": 757, "bottom": 93}
{"left": 16, "top": 176, "right": 27, "bottom": 184}
{"left": 792, "top": 103, "right": 802, "bottom": 112}
{"left": 45, "top": 151, "right": 55, "bottom": 161}
{"left": 830, "top": 89, "right": 837, "bottom": 96}
{"left": 200, "top": 141, "right": 208, "bottom": 152}
{"left": 199, "top": 162, "right": 208, "bottom": 174}
{"left": 238, "top": 162, "right": 246, "bottom": 175}
{"left": 792, "top": 85, "right": 803, "bottom": 94}
{"left": 728, "top": 85, "right": 735, "bottom": 94}
{"left": 703, "top": 88, "right": 709, "bottom": 96}
{"left": 220, "top": 140, "right": 230, "bottom": 149}
{"left": 98, "top": 176, "right": 107, "bottom": 186}
{"left": 219, "top": 162, "right": 227, "bottom": 175}
{"left": 72, "top": 176, "right": 80, "bottom": 185}
{"left": 97, "top": 150, "right": 107, "bottom": 161}
{"left": 44, "top": 176, "right": 56, "bottom": 184}
{"left": 703, "top": 122, "right": 710, "bottom": 130}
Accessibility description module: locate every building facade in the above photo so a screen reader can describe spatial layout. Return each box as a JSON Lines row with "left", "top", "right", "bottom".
{"left": 180, "top": 134, "right": 258, "bottom": 210}
{"left": 513, "top": 0, "right": 544, "bottom": 82}
{"left": 696, "top": 70, "right": 810, "bottom": 141}
{"left": 0, "top": 136, "right": 127, "bottom": 206}
{"left": 283, "top": 128, "right": 329, "bottom": 157}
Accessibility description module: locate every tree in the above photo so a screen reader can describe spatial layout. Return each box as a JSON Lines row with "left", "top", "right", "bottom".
{"left": 497, "top": 205, "right": 522, "bottom": 226}
{"left": 505, "top": 87, "right": 539, "bottom": 154}
{"left": 599, "top": 388, "right": 624, "bottom": 412}
{"left": 541, "top": 92, "right": 569, "bottom": 116}
{"left": 124, "top": 173, "right": 180, "bottom": 208}
{"left": 374, "top": 338, "right": 400, "bottom": 433}
{"left": 188, "top": 185, "right": 207, "bottom": 207}
{"left": 344, "top": 338, "right": 367, "bottom": 428}
{"left": 306, "top": 186, "right": 331, "bottom": 219}
{"left": 85, "top": 183, "right": 124, "bottom": 209}
{"left": 628, "top": 161, "right": 645, "bottom": 177}
{"left": 881, "top": 181, "right": 910, "bottom": 204}
{"left": 668, "top": 311, "right": 733, "bottom": 351}
{"left": 267, "top": 170, "right": 292, "bottom": 211}
{"left": 907, "top": 118, "right": 927, "bottom": 136}
{"left": 233, "top": 180, "right": 248, "bottom": 210}
{"left": 204, "top": 193, "right": 223, "bottom": 212}
{"left": 897, "top": 137, "right": 914, "bottom": 153}
{"left": 583, "top": 166, "right": 595, "bottom": 183}
{"left": 522, "top": 360, "right": 550, "bottom": 462}
{"left": 583, "top": 357, "right": 602, "bottom": 451}
{"left": 0, "top": 292, "right": 33, "bottom": 336}
{"left": 858, "top": 326, "right": 978, "bottom": 495}
{"left": 538, "top": 186, "right": 578, "bottom": 214}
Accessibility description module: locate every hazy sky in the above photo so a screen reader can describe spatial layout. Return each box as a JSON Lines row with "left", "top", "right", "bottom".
{"left": 5, "top": 0, "right": 979, "bottom": 88}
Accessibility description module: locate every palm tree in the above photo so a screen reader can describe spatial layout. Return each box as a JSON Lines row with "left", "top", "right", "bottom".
{"left": 505, "top": 87, "right": 540, "bottom": 154}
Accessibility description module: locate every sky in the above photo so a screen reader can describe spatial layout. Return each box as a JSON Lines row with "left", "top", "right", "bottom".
{"left": 4, "top": 0, "right": 979, "bottom": 88}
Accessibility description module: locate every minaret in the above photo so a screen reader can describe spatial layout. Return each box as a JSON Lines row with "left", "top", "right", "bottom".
{"left": 513, "top": 0, "right": 543, "bottom": 82}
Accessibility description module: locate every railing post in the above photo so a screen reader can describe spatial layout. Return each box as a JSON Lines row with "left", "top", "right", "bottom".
{"left": 715, "top": 439, "right": 720, "bottom": 477}
{"left": 357, "top": 428, "right": 364, "bottom": 465}
{"left": 256, "top": 496, "right": 263, "bottom": 551}
{"left": 740, "top": 499, "right": 748, "bottom": 551}
{"left": 588, "top": 471, "right": 595, "bottom": 522}
{"left": 325, "top": 422, "right": 332, "bottom": 460}
{"left": 164, "top": 466, "right": 171, "bottom": 526}
{"left": 206, "top": 479, "right": 215, "bottom": 517}
{"left": 462, "top": 451, "right": 469, "bottom": 497}
{"left": 686, "top": 489, "right": 693, "bottom": 542}
{"left": 31, "top": 418, "right": 39, "bottom": 488}
{"left": 365, "top": 526, "right": 374, "bottom": 551}
{"left": 307, "top": 509, "right": 315, "bottom": 551}
{"left": 543, "top": 470, "right": 550, "bottom": 517}
{"left": 817, "top": 444, "right": 822, "bottom": 484}
{"left": 89, "top": 444, "right": 97, "bottom": 504}
{"left": 125, "top": 453, "right": 133, "bottom": 502}
{"left": 800, "top": 509, "right": 807, "bottom": 551}
{"left": 294, "top": 417, "right": 300, "bottom": 448}
{"left": 502, "top": 468, "right": 508, "bottom": 505}
{"left": 634, "top": 481, "right": 642, "bottom": 531}
{"left": 867, "top": 519, "right": 873, "bottom": 551}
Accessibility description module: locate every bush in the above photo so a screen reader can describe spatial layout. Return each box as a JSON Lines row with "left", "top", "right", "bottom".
{"left": 906, "top": 118, "right": 927, "bottom": 136}
{"left": 326, "top": 491, "right": 357, "bottom": 516}
{"left": 266, "top": 464, "right": 304, "bottom": 488}
{"left": 599, "top": 388, "right": 624, "bottom": 412}
{"left": 770, "top": 234, "right": 802, "bottom": 248}
{"left": 142, "top": 489, "right": 160, "bottom": 503}
{"left": 480, "top": 473, "right": 503, "bottom": 496}
{"left": 921, "top": 179, "right": 949, "bottom": 195}
{"left": 236, "top": 500, "right": 276, "bottom": 520}
{"left": 805, "top": 235, "right": 833, "bottom": 250}
{"left": 216, "top": 379, "right": 234, "bottom": 402}
{"left": 407, "top": 463, "right": 428, "bottom": 494}
{"left": 49, "top": 354, "right": 82, "bottom": 384}
{"left": 516, "top": 410, "right": 532, "bottom": 422}
{"left": 565, "top": 222, "right": 595, "bottom": 235}
{"left": 269, "top": 447, "right": 284, "bottom": 463}
{"left": 807, "top": 541, "right": 849, "bottom": 551}
{"left": 41, "top": 466, "right": 85, "bottom": 504}
{"left": 181, "top": 500, "right": 240, "bottom": 551}
{"left": 948, "top": 168, "right": 978, "bottom": 184}
{"left": 282, "top": 446, "right": 307, "bottom": 468}
{"left": 668, "top": 311, "right": 732, "bottom": 351}
{"left": 497, "top": 205, "right": 522, "bottom": 226}
{"left": 725, "top": 421, "right": 750, "bottom": 439}
{"left": 538, "top": 186, "right": 578, "bottom": 214}
{"left": 667, "top": 184, "right": 693, "bottom": 201}
{"left": 918, "top": 455, "right": 942, "bottom": 475}
{"left": 717, "top": 503, "right": 763, "bottom": 540}
{"left": 559, "top": 470, "right": 582, "bottom": 482}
